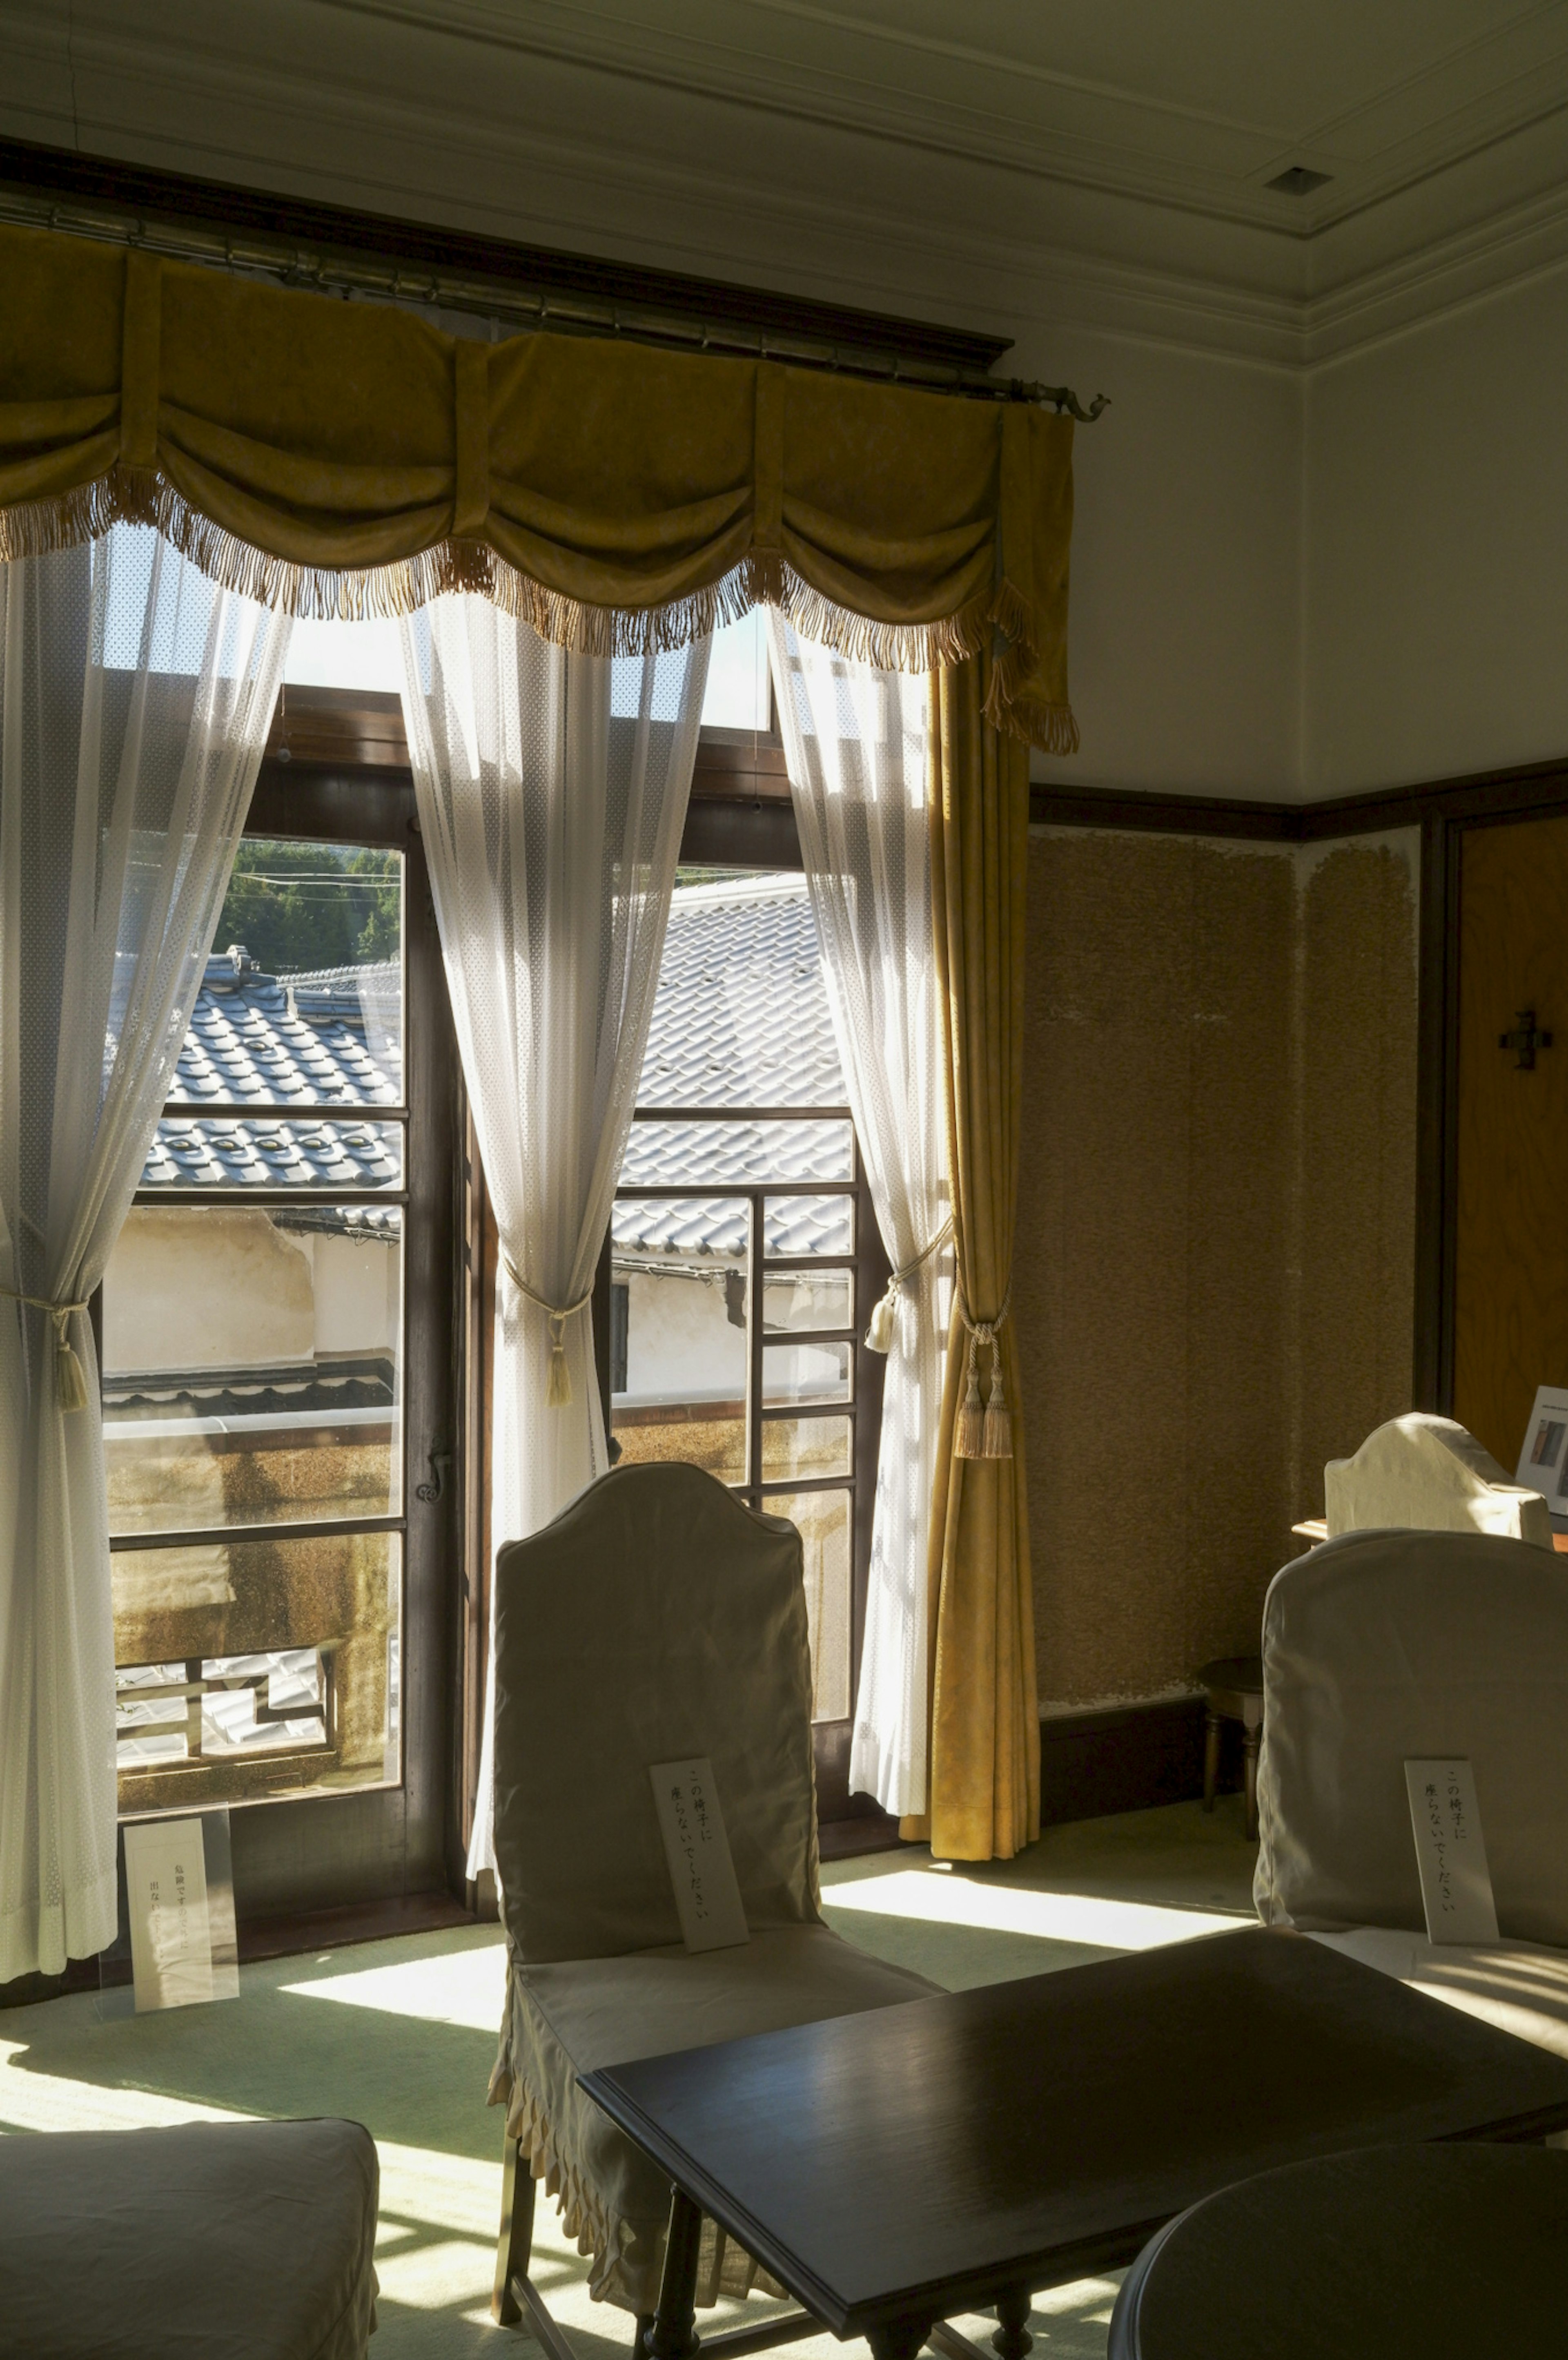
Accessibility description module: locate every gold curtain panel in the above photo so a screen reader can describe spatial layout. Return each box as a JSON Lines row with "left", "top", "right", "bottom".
{"left": 0, "top": 225, "right": 1076, "bottom": 750}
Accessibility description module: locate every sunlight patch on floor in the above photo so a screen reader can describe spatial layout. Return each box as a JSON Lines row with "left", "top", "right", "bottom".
{"left": 281, "top": 1939, "right": 507, "bottom": 2030}
{"left": 822, "top": 1869, "right": 1244, "bottom": 1951}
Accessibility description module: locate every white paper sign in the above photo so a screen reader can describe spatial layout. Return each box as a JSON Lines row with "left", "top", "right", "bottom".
{"left": 123, "top": 1818, "right": 216, "bottom": 2010}
{"left": 1515, "top": 1385, "right": 1568, "bottom": 1523}
{"left": 648, "top": 1758, "right": 749, "bottom": 1953}
{"left": 1404, "top": 1760, "right": 1500, "bottom": 1945}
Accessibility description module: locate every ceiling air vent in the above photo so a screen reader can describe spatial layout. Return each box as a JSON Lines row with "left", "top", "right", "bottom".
{"left": 1267, "top": 165, "right": 1332, "bottom": 196}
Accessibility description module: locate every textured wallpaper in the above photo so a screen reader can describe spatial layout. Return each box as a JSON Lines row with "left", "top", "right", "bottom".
{"left": 1016, "top": 826, "right": 1417, "bottom": 1710}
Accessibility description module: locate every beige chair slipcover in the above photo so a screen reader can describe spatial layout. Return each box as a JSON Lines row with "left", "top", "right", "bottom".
{"left": 1323, "top": 1411, "right": 1551, "bottom": 1545}
{"left": 0, "top": 2117, "right": 379, "bottom": 2358}
{"left": 1254, "top": 1525, "right": 1568, "bottom": 2074}
{"left": 486, "top": 1461, "right": 937, "bottom": 2315}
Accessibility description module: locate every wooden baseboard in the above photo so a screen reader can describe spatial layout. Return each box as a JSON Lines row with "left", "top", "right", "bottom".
{"left": 818, "top": 1809, "right": 903, "bottom": 1861}
{"left": 1038, "top": 1695, "right": 1221, "bottom": 1827}
{"left": 0, "top": 1885, "right": 473, "bottom": 2011}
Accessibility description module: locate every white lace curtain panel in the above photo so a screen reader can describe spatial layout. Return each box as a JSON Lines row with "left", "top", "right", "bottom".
{"left": 768, "top": 616, "right": 948, "bottom": 1821}
{"left": 398, "top": 602, "right": 708, "bottom": 1880}
{"left": 0, "top": 527, "right": 289, "bottom": 1981}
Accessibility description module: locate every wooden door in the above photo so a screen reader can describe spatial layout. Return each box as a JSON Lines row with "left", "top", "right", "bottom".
{"left": 1454, "top": 814, "right": 1568, "bottom": 1468}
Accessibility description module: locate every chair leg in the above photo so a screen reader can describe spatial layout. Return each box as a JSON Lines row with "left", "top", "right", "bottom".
{"left": 492, "top": 2132, "right": 537, "bottom": 2327}
{"left": 1203, "top": 1711, "right": 1221, "bottom": 1812}
{"left": 1243, "top": 1724, "right": 1261, "bottom": 1842}
{"left": 633, "top": 2315, "right": 655, "bottom": 2359}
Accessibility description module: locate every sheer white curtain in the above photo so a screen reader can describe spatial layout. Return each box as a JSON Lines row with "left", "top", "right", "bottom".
{"left": 399, "top": 600, "right": 708, "bottom": 1879}
{"left": 768, "top": 616, "right": 947, "bottom": 1820}
{"left": 0, "top": 527, "right": 289, "bottom": 1980}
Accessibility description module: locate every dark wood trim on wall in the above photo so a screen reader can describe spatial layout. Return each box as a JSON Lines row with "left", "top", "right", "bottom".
{"left": 1038, "top": 1698, "right": 1211, "bottom": 1826}
{"left": 1030, "top": 752, "right": 1568, "bottom": 843}
{"left": 1034, "top": 754, "right": 1568, "bottom": 1427}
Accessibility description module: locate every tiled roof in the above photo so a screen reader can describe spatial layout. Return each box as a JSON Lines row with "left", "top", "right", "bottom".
{"left": 144, "top": 879, "right": 851, "bottom": 1258}
{"left": 142, "top": 949, "right": 401, "bottom": 1235}
{"left": 615, "top": 875, "right": 851, "bottom": 1260}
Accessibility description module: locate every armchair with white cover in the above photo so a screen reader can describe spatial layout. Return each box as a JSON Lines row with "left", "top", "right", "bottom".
{"left": 1254, "top": 1525, "right": 1568, "bottom": 2067}
{"left": 1323, "top": 1412, "right": 1551, "bottom": 1545}
{"left": 484, "top": 1460, "right": 939, "bottom": 2356}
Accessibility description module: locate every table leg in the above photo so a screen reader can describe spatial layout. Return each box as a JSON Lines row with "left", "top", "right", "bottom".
{"left": 1203, "top": 1710, "right": 1221, "bottom": 1812}
{"left": 650, "top": 2188, "right": 704, "bottom": 2360}
{"left": 869, "top": 2318, "right": 931, "bottom": 2360}
{"left": 991, "top": 2289, "right": 1033, "bottom": 2360}
{"left": 633, "top": 2315, "right": 655, "bottom": 2360}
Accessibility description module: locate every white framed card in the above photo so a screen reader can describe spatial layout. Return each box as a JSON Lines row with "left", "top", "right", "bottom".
{"left": 1404, "top": 1759, "right": 1500, "bottom": 1945}
{"left": 121, "top": 1813, "right": 241, "bottom": 2012}
{"left": 1515, "top": 1384, "right": 1568, "bottom": 1523}
{"left": 648, "top": 1757, "right": 750, "bottom": 1953}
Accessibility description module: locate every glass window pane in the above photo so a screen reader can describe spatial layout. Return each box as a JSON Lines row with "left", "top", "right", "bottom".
{"left": 610, "top": 1198, "right": 751, "bottom": 1486}
{"left": 765, "top": 1490, "right": 851, "bottom": 1722}
{"left": 102, "top": 1205, "right": 402, "bottom": 1535}
{"left": 698, "top": 609, "right": 772, "bottom": 731}
{"left": 762, "top": 1414, "right": 852, "bottom": 1481}
{"left": 620, "top": 1119, "right": 851, "bottom": 1188}
{"left": 639, "top": 875, "right": 846, "bottom": 1109}
{"left": 763, "top": 1270, "right": 854, "bottom": 1335}
{"left": 143, "top": 1116, "right": 403, "bottom": 1192}
{"left": 763, "top": 1340, "right": 852, "bottom": 1408}
{"left": 112, "top": 1532, "right": 400, "bottom": 1808}
{"left": 764, "top": 1194, "right": 853, "bottom": 1258}
{"left": 171, "top": 839, "right": 403, "bottom": 1106}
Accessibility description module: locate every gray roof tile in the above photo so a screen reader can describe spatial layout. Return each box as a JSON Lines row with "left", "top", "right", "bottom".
{"left": 145, "top": 882, "right": 851, "bottom": 1257}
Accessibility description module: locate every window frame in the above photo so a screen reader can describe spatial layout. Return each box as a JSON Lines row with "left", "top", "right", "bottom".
{"left": 105, "top": 759, "right": 464, "bottom": 1917}
{"left": 594, "top": 737, "right": 894, "bottom": 1835}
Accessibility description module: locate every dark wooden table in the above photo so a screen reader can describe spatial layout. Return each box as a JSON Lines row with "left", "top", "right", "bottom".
{"left": 581, "top": 1927, "right": 1568, "bottom": 2360}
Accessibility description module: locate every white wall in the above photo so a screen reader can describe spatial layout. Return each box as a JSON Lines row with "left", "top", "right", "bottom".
{"left": 1305, "top": 259, "right": 1568, "bottom": 797}
{"left": 1031, "top": 330, "right": 1303, "bottom": 799}
{"left": 105, "top": 1209, "right": 399, "bottom": 1374}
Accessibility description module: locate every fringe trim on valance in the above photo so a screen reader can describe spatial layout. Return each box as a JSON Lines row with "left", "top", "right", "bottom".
{"left": 0, "top": 465, "right": 1078, "bottom": 753}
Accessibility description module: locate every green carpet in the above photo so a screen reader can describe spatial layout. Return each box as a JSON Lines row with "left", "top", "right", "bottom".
{"left": 0, "top": 1797, "right": 1257, "bottom": 2359}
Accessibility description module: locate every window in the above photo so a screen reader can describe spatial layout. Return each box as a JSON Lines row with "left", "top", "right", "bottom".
{"left": 609, "top": 869, "right": 887, "bottom": 1749}
{"left": 101, "top": 765, "right": 456, "bottom": 1874}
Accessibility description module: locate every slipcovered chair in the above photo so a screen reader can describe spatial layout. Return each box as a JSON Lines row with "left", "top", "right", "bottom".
{"left": 1254, "top": 1526, "right": 1568, "bottom": 2068}
{"left": 0, "top": 2117, "right": 379, "bottom": 2358}
{"left": 1323, "top": 1411, "right": 1551, "bottom": 1545}
{"left": 485, "top": 1461, "right": 938, "bottom": 2353}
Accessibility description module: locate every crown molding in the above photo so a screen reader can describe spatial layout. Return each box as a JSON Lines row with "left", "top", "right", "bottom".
{"left": 5, "top": 3, "right": 1568, "bottom": 374}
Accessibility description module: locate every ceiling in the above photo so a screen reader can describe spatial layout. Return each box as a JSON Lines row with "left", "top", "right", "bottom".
{"left": 374, "top": 0, "right": 1568, "bottom": 236}
{"left": 5, "top": 0, "right": 1568, "bottom": 361}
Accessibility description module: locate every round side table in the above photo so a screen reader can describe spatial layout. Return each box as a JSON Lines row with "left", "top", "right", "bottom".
{"left": 1197, "top": 1654, "right": 1263, "bottom": 1839}
{"left": 1108, "top": 2141, "right": 1568, "bottom": 2359}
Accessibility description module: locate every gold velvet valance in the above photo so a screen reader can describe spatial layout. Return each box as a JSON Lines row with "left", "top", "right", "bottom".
{"left": 0, "top": 223, "right": 1076, "bottom": 749}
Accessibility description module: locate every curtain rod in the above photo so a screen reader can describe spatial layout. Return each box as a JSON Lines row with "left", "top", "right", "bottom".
{"left": 0, "top": 175, "right": 1107, "bottom": 421}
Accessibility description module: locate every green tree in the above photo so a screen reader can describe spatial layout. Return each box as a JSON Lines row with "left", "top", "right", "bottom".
{"left": 214, "top": 839, "right": 401, "bottom": 977}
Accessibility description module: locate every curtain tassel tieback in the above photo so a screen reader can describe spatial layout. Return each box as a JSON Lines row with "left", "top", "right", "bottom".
{"left": 0, "top": 1286, "right": 92, "bottom": 1411}
{"left": 865, "top": 1218, "right": 953, "bottom": 1354}
{"left": 503, "top": 1262, "right": 592, "bottom": 1408}
{"left": 954, "top": 1287, "right": 1012, "bottom": 1461}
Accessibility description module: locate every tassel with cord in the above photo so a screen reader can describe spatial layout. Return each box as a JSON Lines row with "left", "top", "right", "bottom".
{"left": 1, "top": 1287, "right": 92, "bottom": 1411}
{"left": 954, "top": 1325, "right": 986, "bottom": 1458}
{"left": 953, "top": 1286, "right": 1013, "bottom": 1461}
{"left": 981, "top": 1347, "right": 1011, "bottom": 1459}
{"left": 864, "top": 1217, "right": 953, "bottom": 1356}
{"left": 543, "top": 1310, "right": 572, "bottom": 1409}
{"left": 866, "top": 1284, "right": 898, "bottom": 1355}
{"left": 503, "top": 1260, "right": 592, "bottom": 1410}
